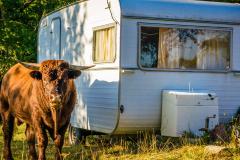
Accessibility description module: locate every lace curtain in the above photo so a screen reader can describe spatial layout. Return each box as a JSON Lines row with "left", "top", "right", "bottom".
{"left": 157, "top": 28, "right": 230, "bottom": 70}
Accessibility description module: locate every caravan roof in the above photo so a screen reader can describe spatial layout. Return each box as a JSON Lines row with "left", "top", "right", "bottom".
{"left": 120, "top": 0, "right": 240, "bottom": 24}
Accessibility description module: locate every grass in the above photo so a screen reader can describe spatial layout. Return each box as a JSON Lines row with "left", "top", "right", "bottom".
{"left": 0, "top": 124, "right": 239, "bottom": 160}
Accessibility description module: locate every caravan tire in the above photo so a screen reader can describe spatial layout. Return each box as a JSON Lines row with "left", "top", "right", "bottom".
{"left": 68, "top": 124, "right": 87, "bottom": 145}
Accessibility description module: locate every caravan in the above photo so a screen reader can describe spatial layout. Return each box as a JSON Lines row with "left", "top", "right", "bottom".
{"left": 38, "top": 0, "right": 240, "bottom": 138}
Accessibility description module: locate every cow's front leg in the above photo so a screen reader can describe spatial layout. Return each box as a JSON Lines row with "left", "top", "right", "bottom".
{"left": 54, "top": 121, "right": 69, "bottom": 160}
{"left": 54, "top": 134, "right": 64, "bottom": 160}
{"left": 35, "top": 122, "right": 48, "bottom": 160}
{"left": 47, "top": 128, "right": 64, "bottom": 160}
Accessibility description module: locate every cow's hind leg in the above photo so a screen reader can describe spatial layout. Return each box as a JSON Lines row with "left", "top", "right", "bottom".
{"left": 1, "top": 112, "right": 14, "bottom": 160}
{"left": 25, "top": 124, "right": 37, "bottom": 160}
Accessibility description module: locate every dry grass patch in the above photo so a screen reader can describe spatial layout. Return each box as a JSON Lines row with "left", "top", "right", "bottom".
{"left": 0, "top": 124, "right": 239, "bottom": 160}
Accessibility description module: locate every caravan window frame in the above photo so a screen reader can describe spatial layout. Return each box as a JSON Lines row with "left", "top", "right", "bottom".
{"left": 92, "top": 23, "right": 117, "bottom": 64}
{"left": 137, "top": 23, "right": 233, "bottom": 73}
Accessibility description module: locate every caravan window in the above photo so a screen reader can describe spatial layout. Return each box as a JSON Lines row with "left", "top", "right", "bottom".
{"left": 93, "top": 25, "right": 116, "bottom": 63}
{"left": 140, "top": 25, "right": 231, "bottom": 71}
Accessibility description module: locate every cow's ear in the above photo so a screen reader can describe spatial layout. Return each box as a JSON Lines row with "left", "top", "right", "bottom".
{"left": 68, "top": 70, "right": 81, "bottom": 79}
{"left": 29, "top": 71, "right": 42, "bottom": 80}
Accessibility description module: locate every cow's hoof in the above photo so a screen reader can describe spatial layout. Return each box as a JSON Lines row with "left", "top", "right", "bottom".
{"left": 29, "top": 155, "right": 38, "bottom": 160}
{"left": 4, "top": 155, "right": 14, "bottom": 160}
{"left": 55, "top": 154, "right": 62, "bottom": 160}
{"left": 37, "top": 156, "right": 46, "bottom": 160}
{"left": 5, "top": 157, "right": 14, "bottom": 160}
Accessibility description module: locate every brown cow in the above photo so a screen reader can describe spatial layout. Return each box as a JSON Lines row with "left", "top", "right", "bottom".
{"left": 0, "top": 60, "right": 94, "bottom": 160}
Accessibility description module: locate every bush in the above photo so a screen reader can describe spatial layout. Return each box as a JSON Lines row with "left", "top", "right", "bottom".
{"left": 0, "top": 20, "right": 37, "bottom": 79}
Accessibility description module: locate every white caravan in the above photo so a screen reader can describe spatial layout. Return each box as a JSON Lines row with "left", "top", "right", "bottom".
{"left": 38, "top": 0, "right": 240, "bottom": 138}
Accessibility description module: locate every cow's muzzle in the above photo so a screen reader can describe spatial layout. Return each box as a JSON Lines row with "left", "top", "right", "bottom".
{"left": 50, "top": 95, "right": 62, "bottom": 110}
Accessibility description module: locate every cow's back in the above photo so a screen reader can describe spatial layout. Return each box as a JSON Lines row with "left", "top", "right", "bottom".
{"left": 0, "top": 63, "right": 34, "bottom": 113}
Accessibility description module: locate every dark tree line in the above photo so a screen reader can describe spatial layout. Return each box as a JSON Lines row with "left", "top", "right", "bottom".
{"left": 0, "top": 0, "right": 77, "bottom": 79}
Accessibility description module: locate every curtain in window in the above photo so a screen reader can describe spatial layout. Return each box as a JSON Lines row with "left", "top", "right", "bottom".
{"left": 94, "top": 27, "right": 115, "bottom": 63}
{"left": 196, "top": 31, "right": 229, "bottom": 70}
{"left": 157, "top": 28, "right": 181, "bottom": 69}
{"left": 156, "top": 28, "right": 230, "bottom": 70}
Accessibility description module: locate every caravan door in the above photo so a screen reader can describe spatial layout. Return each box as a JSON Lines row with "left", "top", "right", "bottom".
{"left": 50, "top": 18, "right": 61, "bottom": 59}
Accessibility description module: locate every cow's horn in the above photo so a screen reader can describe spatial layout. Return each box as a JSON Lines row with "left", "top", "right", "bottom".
{"left": 18, "top": 61, "right": 40, "bottom": 70}
{"left": 69, "top": 64, "right": 95, "bottom": 70}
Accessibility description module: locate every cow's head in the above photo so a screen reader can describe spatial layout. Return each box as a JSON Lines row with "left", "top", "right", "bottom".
{"left": 20, "top": 60, "right": 94, "bottom": 107}
{"left": 19, "top": 60, "right": 94, "bottom": 138}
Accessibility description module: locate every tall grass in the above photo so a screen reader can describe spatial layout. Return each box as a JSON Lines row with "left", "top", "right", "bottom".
{"left": 0, "top": 124, "right": 239, "bottom": 160}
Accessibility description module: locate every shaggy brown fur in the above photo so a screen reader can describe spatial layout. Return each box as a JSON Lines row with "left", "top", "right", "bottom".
{"left": 0, "top": 60, "right": 81, "bottom": 160}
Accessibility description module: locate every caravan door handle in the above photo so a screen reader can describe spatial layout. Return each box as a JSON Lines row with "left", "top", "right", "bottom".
{"left": 121, "top": 69, "right": 135, "bottom": 74}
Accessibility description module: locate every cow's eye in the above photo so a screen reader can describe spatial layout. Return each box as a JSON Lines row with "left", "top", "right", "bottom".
{"left": 49, "top": 70, "right": 57, "bottom": 81}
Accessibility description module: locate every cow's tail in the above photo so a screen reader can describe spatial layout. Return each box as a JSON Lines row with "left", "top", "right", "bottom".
{"left": 0, "top": 78, "right": 2, "bottom": 114}
{"left": 0, "top": 78, "right": 6, "bottom": 113}
{"left": 0, "top": 78, "right": 2, "bottom": 90}
{"left": 0, "top": 78, "right": 2, "bottom": 95}
{"left": 0, "top": 78, "right": 2, "bottom": 96}
{"left": 0, "top": 78, "right": 9, "bottom": 113}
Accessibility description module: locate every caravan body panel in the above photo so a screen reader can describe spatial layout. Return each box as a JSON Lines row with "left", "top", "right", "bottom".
{"left": 115, "top": 17, "right": 240, "bottom": 134}
{"left": 38, "top": 0, "right": 121, "bottom": 134}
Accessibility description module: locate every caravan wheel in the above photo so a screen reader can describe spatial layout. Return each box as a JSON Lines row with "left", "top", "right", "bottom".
{"left": 68, "top": 124, "right": 86, "bottom": 145}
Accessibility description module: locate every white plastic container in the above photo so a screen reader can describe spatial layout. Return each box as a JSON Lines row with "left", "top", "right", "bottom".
{"left": 161, "top": 90, "right": 219, "bottom": 137}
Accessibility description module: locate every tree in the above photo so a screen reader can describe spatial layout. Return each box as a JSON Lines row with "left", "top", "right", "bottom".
{"left": 0, "top": 0, "right": 77, "bottom": 79}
